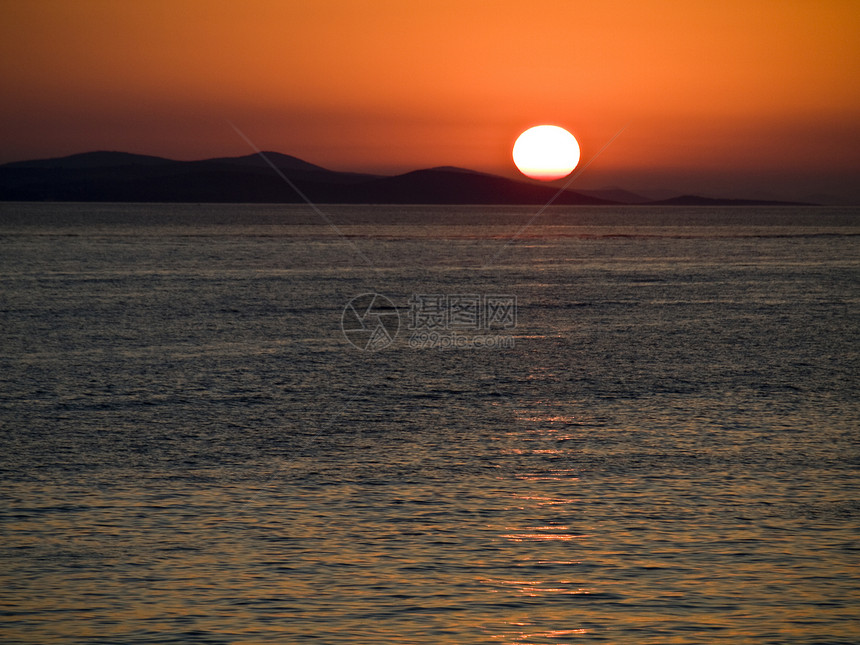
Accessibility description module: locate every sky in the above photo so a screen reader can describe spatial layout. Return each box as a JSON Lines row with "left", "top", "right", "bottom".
{"left": 1, "top": 0, "right": 859, "bottom": 202}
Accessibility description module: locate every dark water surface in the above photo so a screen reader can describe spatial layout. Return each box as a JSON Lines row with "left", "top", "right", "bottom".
{"left": 1, "top": 204, "right": 858, "bottom": 644}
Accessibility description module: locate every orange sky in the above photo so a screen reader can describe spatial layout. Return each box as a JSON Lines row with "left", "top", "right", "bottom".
{"left": 1, "top": 0, "right": 859, "bottom": 201}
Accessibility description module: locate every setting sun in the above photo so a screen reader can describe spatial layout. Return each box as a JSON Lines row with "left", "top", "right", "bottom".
{"left": 512, "top": 125, "right": 581, "bottom": 182}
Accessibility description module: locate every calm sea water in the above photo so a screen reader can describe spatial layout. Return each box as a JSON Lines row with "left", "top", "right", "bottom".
{"left": 1, "top": 203, "right": 858, "bottom": 644}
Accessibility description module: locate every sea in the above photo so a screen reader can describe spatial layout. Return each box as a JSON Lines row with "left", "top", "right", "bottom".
{"left": 1, "top": 202, "right": 858, "bottom": 644}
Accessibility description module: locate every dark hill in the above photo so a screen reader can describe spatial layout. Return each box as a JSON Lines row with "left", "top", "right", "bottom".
{"left": 345, "top": 168, "right": 611, "bottom": 205}
{"left": 3, "top": 150, "right": 174, "bottom": 169}
{"left": 0, "top": 151, "right": 616, "bottom": 204}
{"left": 0, "top": 151, "right": 812, "bottom": 205}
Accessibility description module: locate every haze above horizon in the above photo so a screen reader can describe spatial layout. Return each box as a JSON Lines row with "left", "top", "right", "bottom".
{"left": 1, "top": 0, "right": 858, "bottom": 203}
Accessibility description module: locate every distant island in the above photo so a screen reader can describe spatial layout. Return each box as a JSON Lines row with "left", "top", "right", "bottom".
{"left": 0, "top": 151, "right": 812, "bottom": 206}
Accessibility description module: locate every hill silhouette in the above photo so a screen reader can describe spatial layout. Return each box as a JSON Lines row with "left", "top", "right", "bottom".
{"left": 0, "top": 151, "right": 809, "bottom": 205}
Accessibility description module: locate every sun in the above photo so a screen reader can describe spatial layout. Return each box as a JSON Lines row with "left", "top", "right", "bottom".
{"left": 512, "top": 125, "right": 581, "bottom": 181}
